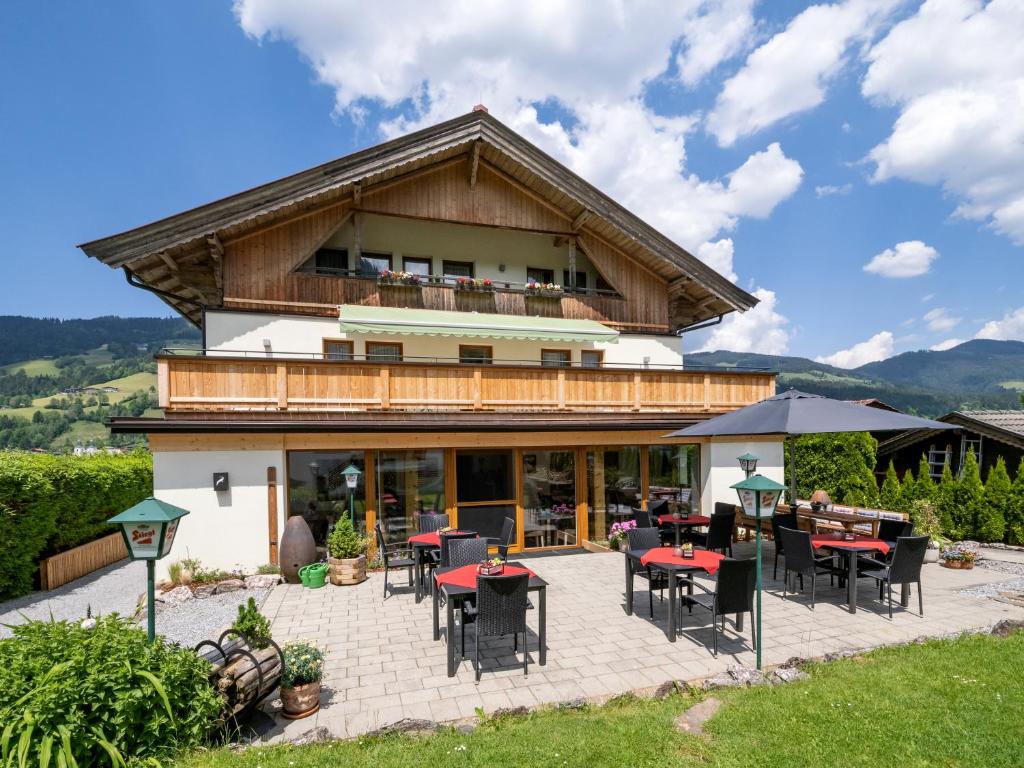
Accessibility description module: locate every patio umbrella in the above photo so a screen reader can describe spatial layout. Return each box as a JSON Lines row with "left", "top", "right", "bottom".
{"left": 668, "top": 389, "right": 956, "bottom": 503}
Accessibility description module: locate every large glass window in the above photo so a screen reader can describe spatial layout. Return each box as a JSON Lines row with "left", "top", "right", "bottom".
{"left": 287, "top": 451, "right": 366, "bottom": 547}
{"left": 648, "top": 444, "right": 701, "bottom": 514}
{"left": 366, "top": 341, "right": 403, "bottom": 362}
{"left": 376, "top": 450, "right": 445, "bottom": 539}
{"left": 522, "top": 450, "right": 577, "bottom": 548}
{"left": 541, "top": 349, "right": 571, "bottom": 368}
{"left": 586, "top": 447, "right": 641, "bottom": 542}
{"left": 359, "top": 252, "right": 393, "bottom": 275}
{"left": 455, "top": 450, "right": 514, "bottom": 541}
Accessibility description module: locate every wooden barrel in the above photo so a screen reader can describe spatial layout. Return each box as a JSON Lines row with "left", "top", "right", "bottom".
{"left": 280, "top": 516, "right": 316, "bottom": 584}
{"left": 329, "top": 555, "right": 367, "bottom": 585}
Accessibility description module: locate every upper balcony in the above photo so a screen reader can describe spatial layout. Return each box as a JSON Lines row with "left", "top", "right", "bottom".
{"left": 156, "top": 349, "right": 776, "bottom": 415}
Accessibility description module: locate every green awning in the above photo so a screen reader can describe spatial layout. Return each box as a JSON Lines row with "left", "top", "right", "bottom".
{"left": 339, "top": 305, "right": 618, "bottom": 343}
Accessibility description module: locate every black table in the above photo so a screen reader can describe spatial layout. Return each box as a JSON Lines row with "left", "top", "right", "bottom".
{"left": 811, "top": 536, "right": 910, "bottom": 614}
{"left": 431, "top": 561, "right": 548, "bottom": 677}
{"left": 625, "top": 547, "right": 722, "bottom": 642}
{"left": 656, "top": 514, "right": 711, "bottom": 546}
{"left": 410, "top": 540, "right": 438, "bottom": 603}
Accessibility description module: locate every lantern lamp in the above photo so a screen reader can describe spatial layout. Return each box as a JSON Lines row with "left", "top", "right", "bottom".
{"left": 341, "top": 464, "right": 362, "bottom": 527}
{"left": 736, "top": 452, "right": 759, "bottom": 478}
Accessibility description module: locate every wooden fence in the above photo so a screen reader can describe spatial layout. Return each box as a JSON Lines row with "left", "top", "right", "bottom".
{"left": 39, "top": 532, "right": 128, "bottom": 591}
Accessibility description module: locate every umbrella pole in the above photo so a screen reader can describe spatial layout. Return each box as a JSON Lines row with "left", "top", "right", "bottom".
{"left": 788, "top": 436, "right": 797, "bottom": 510}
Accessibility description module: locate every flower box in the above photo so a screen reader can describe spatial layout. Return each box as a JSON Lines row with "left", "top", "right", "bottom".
{"left": 941, "top": 559, "right": 975, "bottom": 570}
{"left": 455, "top": 277, "right": 494, "bottom": 292}
{"left": 477, "top": 562, "right": 505, "bottom": 576}
{"left": 378, "top": 270, "right": 422, "bottom": 287}
{"left": 525, "top": 281, "right": 563, "bottom": 298}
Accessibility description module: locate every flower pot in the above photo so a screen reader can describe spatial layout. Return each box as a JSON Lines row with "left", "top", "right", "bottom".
{"left": 329, "top": 554, "right": 367, "bottom": 585}
{"left": 941, "top": 559, "right": 975, "bottom": 570}
{"left": 924, "top": 548, "right": 939, "bottom": 564}
{"left": 280, "top": 681, "right": 321, "bottom": 720}
{"left": 609, "top": 538, "right": 621, "bottom": 551}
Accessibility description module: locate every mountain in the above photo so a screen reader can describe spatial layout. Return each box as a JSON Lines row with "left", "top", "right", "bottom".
{"left": 854, "top": 339, "right": 1024, "bottom": 392}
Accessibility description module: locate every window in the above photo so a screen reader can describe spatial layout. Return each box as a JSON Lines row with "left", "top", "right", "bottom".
{"left": 562, "top": 270, "right": 588, "bottom": 290}
{"left": 527, "top": 267, "right": 554, "bottom": 284}
{"left": 541, "top": 349, "right": 571, "bottom": 368}
{"left": 522, "top": 450, "right": 577, "bottom": 547}
{"left": 459, "top": 345, "right": 493, "bottom": 365}
{"left": 287, "top": 450, "right": 366, "bottom": 545}
{"left": 359, "top": 251, "right": 393, "bottom": 276}
{"left": 366, "top": 341, "right": 402, "bottom": 362}
{"left": 298, "top": 248, "right": 348, "bottom": 276}
{"left": 377, "top": 450, "right": 445, "bottom": 539}
{"left": 442, "top": 260, "right": 474, "bottom": 282}
{"left": 323, "top": 340, "right": 354, "bottom": 361}
{"left": 402, "top": 256, "right": 432, "bottom": 276}
{"left": 587, "top": 447, "right": 641, "bottom": 541}
{"left": 928, "top": 445, "right": 951, "bottom": 479}
{"left": 456, "top": 450, "right": 514, "bottom": 502}
{"left": 581, "top": 350, "right": 603, "bottom": 368}
{"left": 649, "top": 444, "right": 701, "bottom": 513}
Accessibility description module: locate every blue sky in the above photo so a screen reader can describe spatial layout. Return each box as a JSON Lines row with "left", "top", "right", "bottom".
{"left": 1, "top": 0, "right": 1021, "bottom": 366}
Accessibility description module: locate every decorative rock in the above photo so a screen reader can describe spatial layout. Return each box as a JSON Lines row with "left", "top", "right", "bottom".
{"left": 454, "top": 720, "right": 477, "bottom": 734}
{"left": 289, "top": 726, "right": 332, "bottom": 746}
{"left": 702, "top": 664, "right": 767, "bottom": 690}
{"left": 245, "top": 574, "right": 284, "bottom": 589}
{"left": 674, "top": 697, "right": 722, "bottom": 735}
{"left": 991, "top": 619, "right": 1024, "bottom": 637}
{"left": 773, "top": 667, "right": 809, "bottom": 684}
{"left": 367, "top": 718, "right": 440, "bottom": 738}
{"left": 493, "top": 705, "right": 530, "bottom": 717}
{"left": 156, "top": 585, "right": 194, "bottom": 605}
{"left": 824, "top": 650, "right": 856, "bottom": 662}
{"left": 215, "top": 578, "right": 245, "bottom": 593}
{"left": 193, "top": 583, "right": 217, "bottom": 599}
{"left": 652, "top": 681, "right": 679, "bottom": 699}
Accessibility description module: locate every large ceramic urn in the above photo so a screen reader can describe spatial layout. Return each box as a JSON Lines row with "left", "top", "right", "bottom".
{"left": 280, "top": 516, "right": 316, "bottom": 584}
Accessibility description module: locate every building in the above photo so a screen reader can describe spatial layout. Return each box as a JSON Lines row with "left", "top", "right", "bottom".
{"left": 79, "top": 109, "right": 782, "bottom": 574}
{"left": 878, "top": 410, "right": 1024, "bottom": 480}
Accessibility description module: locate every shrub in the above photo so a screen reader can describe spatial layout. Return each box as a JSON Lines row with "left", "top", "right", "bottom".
{"left": 256, "top": 563, "right": 281, "bottom": 575}
{"left": 230, "top": 597, "right": 271, "bottom": 648}
{"left": 911, "top": 499, "right": 945, "bottom": 547}
{"left": 952, "top": 449, "right": 985, "bottom": 540}
{"left": 914, "top": 454, "right": 935, "bottom": 504}
{"left": 979, "top": 457, "right": 1010, "bottom": 543}
{"left": 1009, "top": 458, "right": 1024, "bottom": 545}
{"left": 879, "top": 461, "right": 902, "bottom": 512}
{"left": 327, "top": 516, "right": 367, "bottom": 560}
{"left": 0, "top": 615, "right": 222, "bottom": 766}
{"left": 934, "top": 462, "right": 957, "bottom": 536}
{"left": 787, "top": 432, "right": 880, "bottom": 507}
{"left": 281, "top": 641, "right": 325, "bottom": 688}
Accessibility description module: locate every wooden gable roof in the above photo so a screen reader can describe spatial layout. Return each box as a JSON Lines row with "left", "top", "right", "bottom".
{"left": 78, "top": 109, "right": 758, "bottom": 327}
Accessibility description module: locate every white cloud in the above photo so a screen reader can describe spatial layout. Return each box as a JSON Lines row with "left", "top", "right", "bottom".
{"left": 975, "top": 307, "right": 1024, "bottom": 341}
{"left": 864, "top": 0, "right": 1024, "bottom": 244}
{"left": 696, "top": 239, "right": 737, "bottom": 283}
{"left": 815, "top": 330, "right": 894, "bottom": 368}
{"left": 930, "top": 338, "right": 964, "bottom": 351}
{"left": 706, "top": 0, "right": 900, "bottom": 146}
{"left": 676, "top": 0, "right": 758, "bottom": 87}
{"left": 815, "top": 183, "right": 852, "bottom": 197}
{"left": 923, "top": 307, "right": 961, "bottom": 333}
{"left": 695, "top": 288, "right": 790, "bottom": 354}
{"left": 863, "top": 240, "right": 939, "bottom": 278}
{"left": 920, "top": 293, "right": 935, "bottom": 303}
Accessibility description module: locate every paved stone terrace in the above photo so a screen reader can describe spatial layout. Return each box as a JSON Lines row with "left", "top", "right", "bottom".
{"left": 259, "top": 542, "right": 1024, "bottom": 741}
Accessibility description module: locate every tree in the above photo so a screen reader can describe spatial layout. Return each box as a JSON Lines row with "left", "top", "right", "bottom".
{"left": 914, "top": 454, "right": 935, "bottom": 504}
{"left": 979, "top": 457, "right": 1010, "bottom": 542}
{"left": 879, "top": 461, "right": 902, "bottom": 512}
{"left": 951, "top": 449, "right": 984, "bottom": 540}
{"left": 1009, "top": 458, "right": 1024, "bottom": 545}
{"left": 934, "top": 462, "right": 957, "bottom": 536}
{"left": 900, "top": 465, "right": 918, "bottom": 516}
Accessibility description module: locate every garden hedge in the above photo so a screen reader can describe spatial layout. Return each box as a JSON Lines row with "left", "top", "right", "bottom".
{"left": 0, "top": 450, "right": 152, "bottom": 600}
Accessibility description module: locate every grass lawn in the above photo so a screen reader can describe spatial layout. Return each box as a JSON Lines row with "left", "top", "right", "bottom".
{"left": 176, "top": 632, "right": 1024, "bottom": 768}
{"left": 49, "top": 419, "right": 109, "bottom": 449}
{"left": 0, "top": 357, "right": 60, "bottom": 376}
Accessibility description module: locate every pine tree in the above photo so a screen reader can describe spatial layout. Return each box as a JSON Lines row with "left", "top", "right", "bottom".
{"left": 934, "top": 462, "right": 957, "bottom": 536}
{"left": 978, "top": 457, "right": 1011, "bottom": 543}
{"left": 915, "top": 454, "right": 935, "bottom": 504}
{"left": 900, "top": 465, "right": 918, "bottom": 516}
{"left": 879, "top": 461, "right": 902, "bottom": 512}
{"left": 1009, "top": 458, "right": 1024, "bottom": 545}
{"left": 953, "top": 449, "right": 985, "bottom": 540}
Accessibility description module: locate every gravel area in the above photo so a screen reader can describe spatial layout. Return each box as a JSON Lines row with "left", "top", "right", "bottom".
{"left": 155, "top": 588, "right": 272, "bottom": 648}
{"left": 959, "top": 556, "right": 1024, "bottom": 600}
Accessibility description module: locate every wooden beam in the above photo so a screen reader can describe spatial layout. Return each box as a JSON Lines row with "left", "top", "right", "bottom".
{"left": 352, "top": 211, "right": 362, "bottom": 264}
{"left": 571, "top": 209, "right": 592, "bottom": 231}
{"left": 568, "top": 238, "right": 577, "bottom": 292}
{"left": 159, "top": 252, "right": 178, "bottom": 272}
{"left": 352, "top": 183, "right": 362, "bottom": 207}
{"left": 468, "top": 140, "right": 482, "bottom": 189}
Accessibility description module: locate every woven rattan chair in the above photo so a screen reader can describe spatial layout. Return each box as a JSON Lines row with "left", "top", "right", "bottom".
{"left": 487, "top": 517, "right": 516, "bottom": 561}
{"left": 770, "top": 512, "right": 799, "bottom": 580}
{"left": 467, "top": 572, "right": 530, "bottom": 680}
{"left": 418, "top": 513, "right": 449, "bottom": 533}
{"left": 687, "top": 511, "right": 735, "bottom": 556}
{"left": 626, "top": 526, "right": 669, "bottom": 618}
{"left": 439, "top": 531, "right": 477, "bottom": 567}
{"left": 779, "top": 527, "right": 840, "bottom": 609}
{"left": 859, "top": 535, "right": 927, "bottom": 618}
{"left": 680, "top": 557, "right": 756, "bottom": 656}
{"left": 374, "top": 522, "right": 415, "bottom": 599}
{"left": 877, "top": 519, "right": 915, "bottom": 560}
{"left": 448, "top": 537, "right": 489, "bottom": 568}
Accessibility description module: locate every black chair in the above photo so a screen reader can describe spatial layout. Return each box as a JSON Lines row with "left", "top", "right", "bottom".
{"left": 689, "top": 511, "right": 735, "bottom": 556}
{"left": 448, "top": 537, "right": 489, "bottom": 568}
{"left": 648, "top": 499, "right": 669, "bottom": 517}
{"left": 626, "top": 527, "right": 669, "bottom": 618}
{"left": 374, "top": 522, "right": 415, "bottom": 599}
{"left": 877, "top": 518, "right": 915, "bottom": 554}
{"left": 770, "top": 512, "right": 799, "bottom": 580}
{"left": 680, "top": 558, "right": 756, "bottom": 656}
{"left": 633, "top": 509, "right": 654, "bottom": 528}
{"left": 439, "top": 531, "right": 477, "bottom": 567}
{"left": 714, "top": 502, "right": 736, "bottom": 517}
{"left": 418, "top": 513, "right": 449, "bottom": 533}
{"left": 778, "top": 527, "right": 840, "bottom": 609}
{"left": 860, "top": 535, "right": 928, "bottom": 618}
{"left": 466, "top": 573, "right": 530, "bottom": 680}
{"left": 486, "top": 517, "right": 516, "bottom": 561}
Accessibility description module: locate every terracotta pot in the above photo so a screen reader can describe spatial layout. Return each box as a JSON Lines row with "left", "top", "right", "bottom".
{"left": 329, "top": 554, "right": 367, "bottom": 585}
{"left": 280, "top": 680, "right": 321, "bottom": 719}
{"left": 941, "top": 559, "right": 975, "bottom": 570}
{"left": 280, "top": 516, "right": 317, "bottom": 584}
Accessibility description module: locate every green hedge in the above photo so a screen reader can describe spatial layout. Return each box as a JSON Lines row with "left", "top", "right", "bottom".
{"left": 0, "top": 450, "right": 152, "bottom": 600}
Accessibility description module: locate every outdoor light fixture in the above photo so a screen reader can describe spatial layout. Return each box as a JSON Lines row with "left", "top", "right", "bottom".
{"left": 341, "top": 464, "right": 362, "bottom": 525}
{"left": 736, "top": 452, "right": 759, "bottom": 478}
{"left": 108, "top": 497, "right": 190, "bottom": 642}
{"left": 731, "top": 473, "right": 786, "bottom": 670}
{"left": 213, "top": 472, "right": 229, "bottom": 492}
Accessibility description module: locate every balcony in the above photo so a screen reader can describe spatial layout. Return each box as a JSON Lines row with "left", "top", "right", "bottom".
{"left": 157, "top": 351, "right": 776, "bottom": 415}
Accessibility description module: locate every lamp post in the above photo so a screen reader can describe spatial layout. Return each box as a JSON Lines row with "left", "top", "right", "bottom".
{"left": 737, "top": 452, "right": 759, "bottom": 478}
{"left": 341, "top": 464, "right": 362, "bottom": 527}
{"left": 730, "top": 474, "right": 785, "bottom": 670}
{"left": 108, "top": 498, "right": 190, "bottom": 642}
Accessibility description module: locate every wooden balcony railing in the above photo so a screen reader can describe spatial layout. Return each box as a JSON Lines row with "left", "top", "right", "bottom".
{"left": 158, "top": 353, "right": 775, "bottom": 414}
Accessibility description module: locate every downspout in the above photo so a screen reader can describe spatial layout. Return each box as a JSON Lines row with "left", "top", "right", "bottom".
{"left": 122, "top": 267, "right": 206, "bottom": 329}
{"left": 674, "top": 314, "right": 724, "bottom": 368}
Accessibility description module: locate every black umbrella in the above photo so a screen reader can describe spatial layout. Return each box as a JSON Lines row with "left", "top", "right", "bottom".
{"left": 669, "top": 389, "right": 956, "bottom": 503}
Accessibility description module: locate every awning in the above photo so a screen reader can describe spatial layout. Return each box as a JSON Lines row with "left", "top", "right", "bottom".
{"left": 338, "top": 305, "right": 619, "bottom": 343}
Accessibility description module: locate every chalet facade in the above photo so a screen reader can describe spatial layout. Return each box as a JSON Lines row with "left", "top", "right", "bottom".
{"left": 80, "top": 109, "right": 781, "bottom": 574}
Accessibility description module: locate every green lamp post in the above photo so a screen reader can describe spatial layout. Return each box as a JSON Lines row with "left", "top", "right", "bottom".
{"left": 730, "top": 472, "right": 785, "bottom": 670}
{"left": 341, "top": 464, "right": 362, "bottom": 527}
{"left": 736, "top": 452, "right": 759, "bottom": 478}
{"left": 108, "top": 497, "right": 190, "bottom": 642}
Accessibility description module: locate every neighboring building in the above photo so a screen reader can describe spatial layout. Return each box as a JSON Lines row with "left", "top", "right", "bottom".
{"left": 79, "top": 109, "right": 781, "bottom": 574}
{"left": 878, "top": 410, "right": 1024, "bottom": 480}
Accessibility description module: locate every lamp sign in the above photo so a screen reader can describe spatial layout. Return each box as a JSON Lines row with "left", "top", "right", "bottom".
{"left": 127, "top": 522, "right": 160, "bottom": 558}
{"left": 737, "top": 487, "right": 781, "bottom": 518}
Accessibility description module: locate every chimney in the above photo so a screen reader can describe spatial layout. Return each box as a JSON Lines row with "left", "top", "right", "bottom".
{"left": 472, "top": 104, "right": 489, "bottom": 114}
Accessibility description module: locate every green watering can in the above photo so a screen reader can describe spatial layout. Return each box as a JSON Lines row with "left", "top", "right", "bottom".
{"left": 298, "top": 562, "right": 329, "bottom": 589}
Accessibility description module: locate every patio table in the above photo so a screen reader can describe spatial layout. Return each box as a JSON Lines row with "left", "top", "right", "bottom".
{"left": 431, "top": 561, "right": 548, "bottom": 676}
{"left": 407, "top": 530, "right": 475, "bottom": 603}
{"left": 810, "top": 534, "right": 905, "bottom": 614}
{"left": 656, "top": 514, "right": 711, "bottom": 546}
{"left": 624, "top": 547, "right": 724, "bottom": 642}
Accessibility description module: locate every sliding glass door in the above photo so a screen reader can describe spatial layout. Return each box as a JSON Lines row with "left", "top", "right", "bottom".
{"left": 455, "top": 449, "right": 516, "bottom": 542}
{"left": 522, "top": 449, "right": 577, "bottom": 548}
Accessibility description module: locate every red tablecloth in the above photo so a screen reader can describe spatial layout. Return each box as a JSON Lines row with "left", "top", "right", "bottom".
{"left": 639, "top": 547, "right": 723, "bottom": 574}
{"left": 657, "top": 514, "right": 711, "bottom": 526}
{"left": 434, "top": 564, "right": 535, "bottom": 590}
{"left": 811, "top": 534, "right": 890, "bottom": 555}
{"left": 408, "top": 530, "right": 474, "bottom": 547}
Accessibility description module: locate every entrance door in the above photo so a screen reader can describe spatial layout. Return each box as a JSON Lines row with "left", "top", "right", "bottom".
{"left": 521, "top": 449, "right": 577, "bottom": 548}
{"left": 454, "top": 449, "right": 517, "bottom": 548}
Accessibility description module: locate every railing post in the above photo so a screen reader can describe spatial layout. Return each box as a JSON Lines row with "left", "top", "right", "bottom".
{"left": 473, "top": 368, "right": 483, "bottom": 410}
{"left": 276, "top": 364, "right": 288, "bottom": 410}
{"left": 380, "top": 367, "right": 391, "bottom": 409}
{"left": 633, "top": 371, "right": 641, "bottom": 411}
{"left": 703, "top": 373, "right": 711, "bottom": 411}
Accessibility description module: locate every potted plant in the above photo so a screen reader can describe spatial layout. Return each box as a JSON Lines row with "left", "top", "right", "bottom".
{"left": 378, "top": 269, "right": 421, "bottom": 287}
{"left": 607, "top": 519, "right": 637, "bottom": 551}
{"left": 280, "top": 640, "right": 325, "bottom": 720}
{"left": 455, "top": 276, "right": 494, "bottom": 292}
{"left": 478, "top": 556, "right": 505, "bottom": 576}
{"left": 326, "top": 517, "right": 368, "bottom": 585}
{"left": 910, "top": 500, "right": 946, "bottom": 563}
{"left": 940, "top": 544, "right": 977, "bottom": 570}
{"left": 524, "top": 280, "right": 562, "bottom": 297}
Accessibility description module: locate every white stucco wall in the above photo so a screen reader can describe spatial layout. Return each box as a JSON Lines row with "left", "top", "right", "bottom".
{"left": 153, "top": 449, "right": 285, "bottom": 579}
{"left": 205, "top": 310, "right": 682, "bottom": 368}
{"left": 700, "top": 439, "right": 785, "bottom": 514}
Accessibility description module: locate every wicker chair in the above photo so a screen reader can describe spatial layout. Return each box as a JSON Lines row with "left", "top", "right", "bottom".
{"left": 448, "top": 538, "right": 489, "bottom": 568}
{"left": 770, "top": 512, "right": 799, "bottom": 580}
{"left": 633, "top": 509, "right": 654, "bottom": 528}
{"left": 373, "top": 522, "right": 415, "bottom": 599}
{"left": 487, "top": 517, "right": 516, "bottom": 561}
{"left": 779, "top": 527, "right": 840, "bottom": 609}
{"left": 626, "top": 527, "right": 669, "bottom": 618}
{"left": 466, "top": 573, "right": 530, "bottom": 680}
{"left": 418, "top": 513, "right": 449, "bottom": 533}
{"left": 439, "top": 531, "right": 477, "bottom": 567}
{"left": 687, "top": 511, "right": 735, "bottom": 556}
{"left": 680, "top": 557, "right": 756, "bottom": 656}
{"left": 859, "top": 535, "right": 928, "bottom": 618}
{"left": 877, "top": 519, "right": 915, "bottom": 558}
